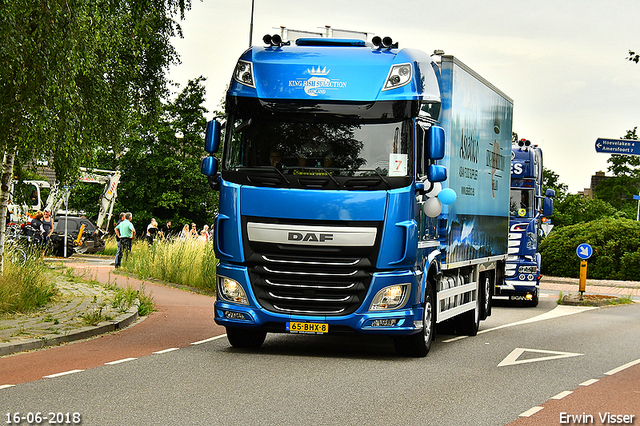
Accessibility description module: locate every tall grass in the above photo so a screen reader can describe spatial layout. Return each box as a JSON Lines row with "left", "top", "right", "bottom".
{"left": 0, "top": 247, "right": 58, "bottom": 314}
{"left": 121, "top": 238, "right": 217, "bottom": 292}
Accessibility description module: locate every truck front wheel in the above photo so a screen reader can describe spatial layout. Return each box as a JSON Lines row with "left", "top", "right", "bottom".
{"left": 394, "top": 283, "right": 435, "bottom": 357}
{"left": 226, "top": 327, "right": 266, "bottom": 349}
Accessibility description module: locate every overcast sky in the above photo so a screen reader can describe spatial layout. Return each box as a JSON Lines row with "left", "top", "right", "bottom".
{"left": 168, "top": 0, "right": 640, "bottom": 193}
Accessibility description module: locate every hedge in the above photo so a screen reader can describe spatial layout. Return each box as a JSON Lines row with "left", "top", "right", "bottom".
{"left": 540, "top": 218, "right": 640, "bottom": 280}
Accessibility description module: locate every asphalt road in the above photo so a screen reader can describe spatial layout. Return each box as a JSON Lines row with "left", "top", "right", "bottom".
{"left": 2, "top": 293, "right": 639, "bottom": 426}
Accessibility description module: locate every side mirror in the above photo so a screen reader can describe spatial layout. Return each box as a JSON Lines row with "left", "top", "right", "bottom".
{"left": 543, "top": 197, "right": 553, "bottom": 217}
{"left": 204, "top": 120, "right": 221, "bottom": 154}
{"left": 426, "top": 125, "right": 445, "bottom": 160}
{"left": 427, "top": 165, "right": 447, "bottom": 182}
{"left": 545, "top": 188, "right": 556, "bottom": 198}
{"left": 201, "top": 156, "right": 218, "bottom": 177}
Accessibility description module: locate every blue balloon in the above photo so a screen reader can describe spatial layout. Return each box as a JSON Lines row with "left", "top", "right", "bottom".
{"left": 438, "top": 188, "right": 457, "bottom": 205}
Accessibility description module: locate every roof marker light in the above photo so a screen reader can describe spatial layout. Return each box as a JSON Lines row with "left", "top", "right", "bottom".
{"left": 372, "top": 35, "right": 398, "bottom": 50}
{"left": 263, "top": 33, "right": 290, "bottom": 47}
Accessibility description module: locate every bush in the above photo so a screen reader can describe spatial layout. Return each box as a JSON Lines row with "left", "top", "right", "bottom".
{"left": 0, "top": 252, "right": 58, "bottom": 314}
{"left": 540, "top": 218, "right": 640, "bottom": 280}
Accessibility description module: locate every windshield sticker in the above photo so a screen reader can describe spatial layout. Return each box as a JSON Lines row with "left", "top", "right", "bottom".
{"left": 388, "top": 153, "right": 408, "bottom": 177}
{"left": 288, "top": 67, "right": 347, "bottom": 97}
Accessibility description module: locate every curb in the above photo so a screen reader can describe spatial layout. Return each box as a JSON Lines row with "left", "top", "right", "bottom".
{"left": 0, "top": 306, "right": 139, "bottom": 358}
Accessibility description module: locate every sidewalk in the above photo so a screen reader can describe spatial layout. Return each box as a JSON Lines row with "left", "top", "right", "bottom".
{"left": 540, "top": 275, "right": 640, "bottom": 298}
{"left": 0, "top": 262, "right": 138, "bottom": 357}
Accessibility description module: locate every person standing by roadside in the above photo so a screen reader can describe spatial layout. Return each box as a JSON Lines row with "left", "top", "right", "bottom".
{"left": 114, "top": 212, "right": 125, "bottom": 268}
{"left": 41, "top": 208, "right": 54, "bottom": 253}
{"left": 160, "top": 220, "right": 172, "bottom": 240}
{"left": 115, "top": 212, "right": 135, "bottom": 268}
{"left": 190, "top": 223, "right": 198, "bottom": 238}
{"left": 146, "top": 218, "right": 158, "bottom": 246}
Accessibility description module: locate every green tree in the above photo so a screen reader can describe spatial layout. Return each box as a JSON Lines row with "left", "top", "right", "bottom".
{"left": 628, "top": 49, "right": 639, "bottom": 64}
{"left": 115, "top": 77, "right": 217, "bottom": 232}
{"left": 0, "top": 0, "right": 190, "bottom": 272}
{"left": 551, "top": 193, "right": 619, "bottom": 227}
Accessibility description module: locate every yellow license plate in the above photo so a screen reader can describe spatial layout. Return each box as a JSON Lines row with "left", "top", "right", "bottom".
{"left": 287, "top": 322, "right": 328, "bottom": 334}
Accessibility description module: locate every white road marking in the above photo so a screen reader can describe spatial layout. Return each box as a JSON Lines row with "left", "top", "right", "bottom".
{"left": 105, "top": 357, "right": 137, "bottom": 365}
{"left": 551, "top": 390, "right": 573, "bottom": 400}
{"left": 443, "top": 305, "right": 597, "bottom": 343}
{"left": 153, "top": 348, "right": 179, "bottom": 355}
{"left": 191, "top": 335, "right": 227, "bottom": 345}
{"left": 580, "top": 378, "right": 599, "bottom": 386}
{"left": 519, "top": 406, "right": 544, "bottom": 417}
{"left": 498, "top": 348, "right": 583, "bottom": 367}
{"left": 44, "top": 369, "right": 84, "bottom": 378}
{"left": 479, "top": 305, "right": 598, "bottom": 335}
{"left": 604, "top": 357, "right": 640, "bottom": 375}
{"left": 0, "top": 384, "right": 15, "bottom": 390}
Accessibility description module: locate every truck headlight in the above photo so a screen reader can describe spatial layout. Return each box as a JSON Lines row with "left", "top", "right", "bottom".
{"left": 382, "top": 63, "right": 412, "bottom": 91}
{"left": 219, "top": 277, "right": 249, "bottom": 305}
{"left": 233, "top": 60, "right": 255, "bottom": 88}
{"left": 370, "top": 284, "right": 409, "bottom": 311}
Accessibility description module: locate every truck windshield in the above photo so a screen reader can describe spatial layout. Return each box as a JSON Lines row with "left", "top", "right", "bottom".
{"left": 223, "top": 117, "right": 413, "bottom": 181}
{"left": 510, "top": 188, "right": 535, "bottom": 218}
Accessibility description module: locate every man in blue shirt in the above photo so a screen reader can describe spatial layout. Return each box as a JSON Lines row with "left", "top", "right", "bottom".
{"left": 114, "top": 212, "right": 136, "bottom": 268}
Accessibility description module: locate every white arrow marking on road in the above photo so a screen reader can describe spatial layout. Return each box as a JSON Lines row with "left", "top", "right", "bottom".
{"left": 443, "top": 305, "right": 597, "bottom": 343}
{"left": 498, "top": 348, "right": 583, "bottom": 367}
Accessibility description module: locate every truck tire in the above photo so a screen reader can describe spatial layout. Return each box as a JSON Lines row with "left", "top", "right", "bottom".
{"left": 394, "top": 283, "right": 435, "bottom": 357}
{"left": 481, "top": 273, "right": 492, "bottom": 319}
{"left": 226, "top": 327, "right": 266, "bottom": 349}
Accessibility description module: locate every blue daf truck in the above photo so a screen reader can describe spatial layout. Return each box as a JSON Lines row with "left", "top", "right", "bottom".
{"left": 495, "top": 139, "right": 554, "bottom": 307}
{"left": 201, "top": 33, "right": 513, "bottom": 356}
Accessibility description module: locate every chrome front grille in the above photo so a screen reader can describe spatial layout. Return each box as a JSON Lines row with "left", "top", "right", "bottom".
{"left": 248, "top": 253, "right": 372, "bottom": 316}
{"left": 244, "top": 219, "right": 381, "bottom": 317}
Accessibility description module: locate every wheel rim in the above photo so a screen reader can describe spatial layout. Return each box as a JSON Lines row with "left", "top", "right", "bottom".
{"left": 484, "top": 276, "right": 490, "bottom": 313}
{"left": 423, "top": 295, "right": 433, "bottom": 343}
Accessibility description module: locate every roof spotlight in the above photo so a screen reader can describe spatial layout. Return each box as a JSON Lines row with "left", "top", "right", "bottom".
{"left": 263, "top": 34, "right": 272, "bottom": 45}
{"left": 271, "top": 34, "right": 282, "bottom": 45}
{"left": 382, "top": 36, "right": 393, "bottom": 48}
{"left": 372, "top": 36, "right": 382, "bottom": 48}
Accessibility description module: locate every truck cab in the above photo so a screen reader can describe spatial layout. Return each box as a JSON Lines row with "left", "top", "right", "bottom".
{"left": 495, "top": 139, "right": 554, "bottom": 306}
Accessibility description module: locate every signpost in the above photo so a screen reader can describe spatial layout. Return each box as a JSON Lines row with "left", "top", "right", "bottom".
{"left": 576, "top": 243, "right": 592, "bottom": 299}
{"left": 595, "top": 138, "right": 640, "bottom": 155}
{"left": 595, "top": 138, "right": 640, "bottom": 221}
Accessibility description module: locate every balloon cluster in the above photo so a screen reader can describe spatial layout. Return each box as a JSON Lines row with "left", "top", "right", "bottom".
{"left": 422, "top": 183, "right": 457, "bottom": 217}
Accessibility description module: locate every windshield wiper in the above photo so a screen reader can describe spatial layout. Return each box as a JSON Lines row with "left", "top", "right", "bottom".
{"left": 242, "top": 166, "right": 291, "bottom": 184}
{"left": 319, "top": 168, "right": 340, "bottom": 186}
{"left": 357, "top": 169, "right": 391, "bottom": 187}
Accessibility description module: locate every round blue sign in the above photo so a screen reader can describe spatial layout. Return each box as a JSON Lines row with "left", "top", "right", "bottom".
{"left": 576, "top": 243, "right": 593, "bottom": 260}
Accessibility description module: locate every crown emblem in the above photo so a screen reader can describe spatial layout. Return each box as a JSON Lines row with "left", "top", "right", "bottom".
{"left": 307, "top": 66, "right": 330, "bottom": 76}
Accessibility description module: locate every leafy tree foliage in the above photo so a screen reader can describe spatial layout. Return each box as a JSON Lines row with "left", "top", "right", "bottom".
{"left": 0, "top": 0, "right": 191, "bottom": 271}
{"left": 540, "top": 218, "right": 640, "bottom": 280}
{"left": 118, "top": 77, "right": 217, "bottom": 232}
{"left": 628, "top": 49, "right": 639, "bottom": 64}
{"left": 65, "top": 78, "right": 217, "bottom": 233}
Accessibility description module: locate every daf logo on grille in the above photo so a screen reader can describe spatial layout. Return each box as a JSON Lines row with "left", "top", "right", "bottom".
{"left": 288, "top": 232, "right": 334, "bottom": 242}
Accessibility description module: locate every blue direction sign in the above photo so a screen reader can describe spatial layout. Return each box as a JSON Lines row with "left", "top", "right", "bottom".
{"left": 576, "top": 243, "right": 593, "bottom": 260}
{"left": 634, "top": 195, "right": 640, "bottom": 201}
{"left": 595, "top": 138, "right": 640, "bottom": 155}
